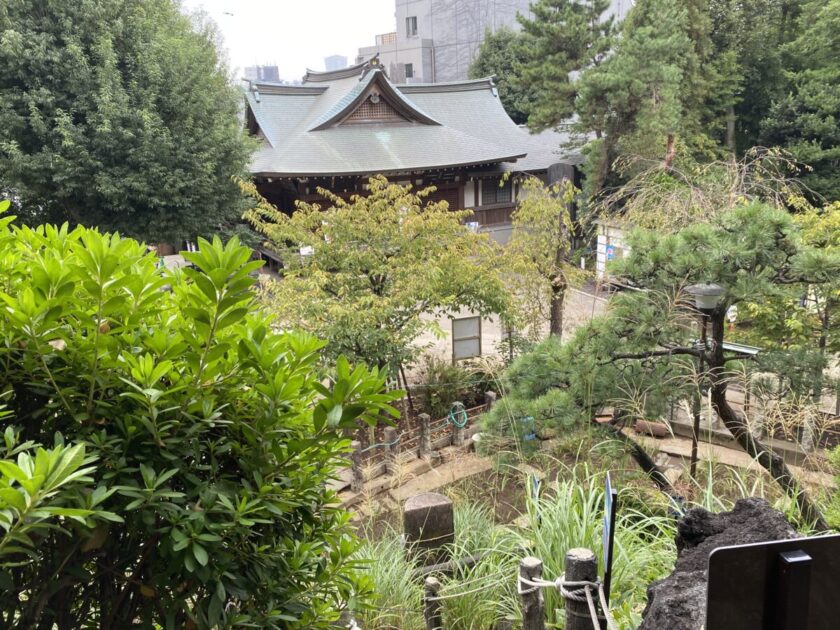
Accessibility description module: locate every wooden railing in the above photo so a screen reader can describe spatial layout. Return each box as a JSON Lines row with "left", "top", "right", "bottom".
{"left": 468, "top": 203, "right": 515, "bottom": 227}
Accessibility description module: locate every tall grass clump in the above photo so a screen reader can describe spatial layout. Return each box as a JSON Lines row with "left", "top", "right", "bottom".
{"left": 514, "top": 467, "right": 676, "bottom": 629}
{"left": 353, "top": 528, "right": 424, "bottom": 630}
{"left": 687, "top": 457, "right": 823, "bottom": 532}
{"left": 439, "top": 502, "right": 521, "bottom": 629}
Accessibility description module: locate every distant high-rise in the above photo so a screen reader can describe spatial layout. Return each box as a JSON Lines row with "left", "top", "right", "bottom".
{"left": 357, "top": 0, "right": 632, "bottom": 84}
{"left": 244, "top": 65, "right": 280, "bottom": 83}
{"left": 324, "top": 55, "right": 348, "bottom": 72}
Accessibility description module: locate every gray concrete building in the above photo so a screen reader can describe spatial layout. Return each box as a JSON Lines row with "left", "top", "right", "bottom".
{"left": 357, "top": 0, "right": 634, "bottom": 84}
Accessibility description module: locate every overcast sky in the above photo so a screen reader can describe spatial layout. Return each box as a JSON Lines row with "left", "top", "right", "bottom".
{"left": 180, "top": 0, "right": 397, "bottom": 81}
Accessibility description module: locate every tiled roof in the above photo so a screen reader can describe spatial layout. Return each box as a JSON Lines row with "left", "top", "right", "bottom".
{"left": 244, "top": 64, "right": 580, "bottom": 177}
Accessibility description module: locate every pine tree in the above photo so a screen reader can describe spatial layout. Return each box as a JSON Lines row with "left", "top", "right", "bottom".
{"left": 575, "top": 0, "right": 697, "bottom": 195}
{"left": 517, "top": 0, "right": 616, "bottom": 131}
{"left": 761, "top": 0, "right": 840, "bottom": 202}
{"left": 469, "top": 28, "right": 532, "bottom": 124}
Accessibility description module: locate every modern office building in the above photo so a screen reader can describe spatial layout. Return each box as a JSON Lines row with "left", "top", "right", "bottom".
{"left": 357, "top": 0, "right": 634, "bottom": 84}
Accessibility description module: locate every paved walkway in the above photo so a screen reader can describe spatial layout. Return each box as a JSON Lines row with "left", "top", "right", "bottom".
{"left": 389, "top": 452, "right": 493, "bottom": 502}
{"left": 632, "top": 433, "right": 835, "bottom": 489}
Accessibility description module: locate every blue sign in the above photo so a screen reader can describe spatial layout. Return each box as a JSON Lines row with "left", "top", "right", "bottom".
{"left": 602, "top": 472, "right": 618, "bottom": 605}
{"left": 606, "top": 245, "right": 616, "bottom": 261}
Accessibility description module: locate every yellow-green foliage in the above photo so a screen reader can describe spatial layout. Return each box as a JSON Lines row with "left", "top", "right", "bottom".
{"left": 244, "top": 176, "right": 514, "bottom": 371}
{"left": 507, "top": 176, "right": 586, "bottom": 337}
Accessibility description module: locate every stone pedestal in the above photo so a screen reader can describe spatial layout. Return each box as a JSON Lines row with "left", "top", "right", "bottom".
{"left": 403, "top": 492, "right": 454, "bottom": 565}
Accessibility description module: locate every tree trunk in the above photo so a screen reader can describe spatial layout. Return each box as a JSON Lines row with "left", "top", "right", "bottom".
{"left": 597, "top": 410, "right": 675, "bottom": 493}
{"left": 549, "top": 278, "right": 566, "bottom": 338}
{"left": 662, "top": 134, "right": 676, "bottom": 169}
{"left": 725, "top": 105, "right": 737, "bottom": 156}
{"left": 707, "top": 314, "right": 828, "bottom": 530}
{"left": 591, "top": 137, "right": 612, "bottom": 199}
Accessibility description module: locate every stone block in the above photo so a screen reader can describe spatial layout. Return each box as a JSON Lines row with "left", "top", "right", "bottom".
{"left": 403, "top": 492, "right": 454, "bottom": 565}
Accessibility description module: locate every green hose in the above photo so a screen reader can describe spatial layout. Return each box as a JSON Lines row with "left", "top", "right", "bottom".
{"left": 448, "top": 403, "right": 469, "bottom": 428}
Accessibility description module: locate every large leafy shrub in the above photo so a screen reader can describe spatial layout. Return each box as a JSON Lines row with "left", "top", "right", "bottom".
{"left": 0, "top": 201, "right": 399, "bottom": 628}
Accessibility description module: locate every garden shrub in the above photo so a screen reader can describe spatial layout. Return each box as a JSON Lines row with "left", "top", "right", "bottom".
{"left": 417, "top": 354, "right": 496, "bottom": 419}
{"left": 0, "top": 202, "right": 399, "bottom": 628}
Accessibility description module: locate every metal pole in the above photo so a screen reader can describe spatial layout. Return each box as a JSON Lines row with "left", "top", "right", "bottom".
{"left": 564, "top": 548, "right": 599, "bottom": 630}
{"left": 690, "top": 316, "right": 707, "bottom": 480}
{"left": 423, "top": 576, "right": 443, "bottom": 630}
{"left": 519, "top": 557, "right": 545, "bottom": 630}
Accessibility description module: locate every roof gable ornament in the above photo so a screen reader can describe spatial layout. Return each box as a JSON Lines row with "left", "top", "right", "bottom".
{"left": 307, "top": 68, "right": 440, "bottom": 132}
{"left": 341, "top": 89, "right": 408, "bottom": 125}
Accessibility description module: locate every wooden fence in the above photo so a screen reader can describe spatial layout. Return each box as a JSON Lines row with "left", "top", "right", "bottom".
{"left": 420, "top": 547, "right": 613, "bottom": 630}
{"left": 348, "top": 393, "right": 496, "bottom": 491}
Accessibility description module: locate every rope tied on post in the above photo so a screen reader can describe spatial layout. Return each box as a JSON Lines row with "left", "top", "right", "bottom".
{"left": 518, "top": 574, "right": 619, "bottom": 630}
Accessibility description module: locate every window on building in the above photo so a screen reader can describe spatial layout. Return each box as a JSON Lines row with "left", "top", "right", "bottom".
{"left": 406, "top": 16, "right": 418, "bottom": 37}
{"left": 405, "top": 63, "right": 414, "bottom": 78}
{"left": 452, "top": 316, "right": 482, "bottom": 361}
{"left": 481, "top": 177, "right": 512, "bottom": 205}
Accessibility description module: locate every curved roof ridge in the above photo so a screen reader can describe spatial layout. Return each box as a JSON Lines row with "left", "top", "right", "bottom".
{"left": 397, "top": 77, "right": 497, "bottom": 93}
{"left": 303, "top": 57, "right": 373, "bottom": 83}
{"left": 307, "top": 69, "right": 440, "bottom": 132}
{"left": 246, "top": 82, "right": 327, "bottom": 96}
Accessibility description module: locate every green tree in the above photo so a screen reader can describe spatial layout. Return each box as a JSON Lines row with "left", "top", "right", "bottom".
{"left": 0, "top": 202, "right": 399, "bottom": 627}
{"left": 707, "top": 0, "right": 798, "bottom": 153}
{"left": 760, "top": 0, "right": 840, "bottom": 202}
{"left": 576, "top": 0, "right": 706, "bottom": 180}
{"left": 487, "top": 203, "right": 840, "bottom": 527}
{"left": 244, "top": 176, "right": 514, "bottom": 373}
{"left": 507, "top": 176, "right": 582, "bottom": 338}
{"left": 469, "top": 28, "right": 531, "bottom": 124}
{"left": 0, "top": 0, "right": 252, "bottom": 243}
{"left": 517, "top": 0, "right": 616, "bottom": 132}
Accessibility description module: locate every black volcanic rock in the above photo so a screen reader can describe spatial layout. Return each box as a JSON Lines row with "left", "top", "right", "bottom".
{"left": 639, "top": 498, "right": 798, "bottom": 630}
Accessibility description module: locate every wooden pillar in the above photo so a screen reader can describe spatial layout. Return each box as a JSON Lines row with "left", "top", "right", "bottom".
{"left": 424, "top": 576, "right": 443, "bottom": 630}
{"left": 520, "top": 556, "right": 545, "bottom": 630}
{"left": 451, "top": 401, "right": 465, "bottom": 447}
{"left": 485, "top": 390, "right": 497, "bottom": 411}
{"left": 564, "top": 548, "right": 599, "bottom": 630}
{"left": 384, "top": 426, "right": 400, "bottom": 474}
{"left": 419, "top": 413, "right": 432, "bottom": 458}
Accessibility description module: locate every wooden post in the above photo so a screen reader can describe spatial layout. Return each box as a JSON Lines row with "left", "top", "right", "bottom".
{"left": 519, "top": 556, "right": 545, "bottom": 630}
{"left": 424, "top": 576, "right": 443, "bottom": 630}
{"left": 350, "top": 440, "right": 364, "bottom": 493}
{"left": 419, "top": 413, "right": 432, "bottom": 458}
{"left": 564, "top": 548, "right": 599, "bottom": 630}
{"left": 451, "top": 401, "right": 465, "bottom": 447}
{"left": 384, "top": 426, "right": 400, "bottom": 474}
{"left": 484, "top": 390, "right": 497, "bottom": 411}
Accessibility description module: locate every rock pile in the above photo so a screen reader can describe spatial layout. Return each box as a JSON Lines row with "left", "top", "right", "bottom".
{"left": 639, "top": 497, "right": 799, "bottom": 629}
